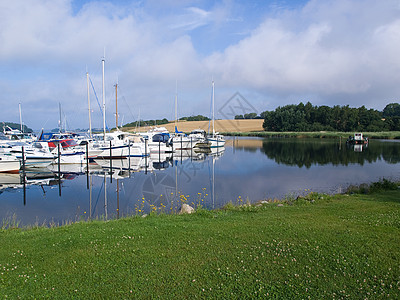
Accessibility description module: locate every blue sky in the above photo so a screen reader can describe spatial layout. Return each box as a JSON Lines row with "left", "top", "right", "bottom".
{"left": 1, "top": 0, "right": 399, "bottom": 130}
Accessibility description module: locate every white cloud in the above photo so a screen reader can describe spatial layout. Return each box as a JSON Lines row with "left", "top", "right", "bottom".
{"left": 169, "top": 7, "right": 211, "bottom": 31}
{"left": 1, "top": 0, "right": 400, "bottom": 129}
{"left": 205, "top": 0, "right": 400, "bottom": 110}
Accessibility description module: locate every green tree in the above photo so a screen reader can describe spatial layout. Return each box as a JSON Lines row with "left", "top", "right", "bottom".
{"left": 180, "top": 115, "right": 210, "bottom": 121}
{"left": 262, "top": 102, "right": 391, "bottom": 132}
{"left": 244, "top": 113, "right": 257, "bottom": 119}
{"left": 383, "top": 103, "right": 400, "bottom": 117}
{"left": 385, "top": 116, "right": 400, "bottom": 131}
{"left": 262, "top": 111, "right": 278, "bottom": 131}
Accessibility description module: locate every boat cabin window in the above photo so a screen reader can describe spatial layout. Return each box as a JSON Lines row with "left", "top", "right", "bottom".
{"left": 61, "top": 140, "right": 78, "bottom": 148}
{"left": 33, "top": 142, "right": 43, "bottom": 149}
{"left": 11, "top": 134, "right": 24, "bottom": 140}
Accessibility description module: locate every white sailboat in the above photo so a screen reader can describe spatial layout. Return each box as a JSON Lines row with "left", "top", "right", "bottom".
{"left": 207, "top": 80, "right": 225, "bottom": 148}
{"left": 92, "top": 131, "right": 145, "bottom": 158}
{"left": 170, "top": 84, "right": 195, "bottom": 150}
{"left": 2, "top": 125, "right": 36, "bottom": 144}
{"left": 89, "top": 60, "right": 146, "bottom": 159}
{"left": 139, "top": 126, "right": 173, "bottom": 154}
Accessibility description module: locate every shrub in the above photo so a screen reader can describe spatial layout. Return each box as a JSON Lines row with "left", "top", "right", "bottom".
{"left": 345, "top": 179, "right": 398, "bottom": 194}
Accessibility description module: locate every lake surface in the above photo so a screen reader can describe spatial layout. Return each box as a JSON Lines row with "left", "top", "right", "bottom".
{"left": 1, "top": 137, "right": 399, "bottom": 227}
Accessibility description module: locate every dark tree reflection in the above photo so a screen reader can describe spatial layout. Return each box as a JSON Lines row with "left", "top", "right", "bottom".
{"left": 260, "top": 138, "right": 400, "bottom": 168}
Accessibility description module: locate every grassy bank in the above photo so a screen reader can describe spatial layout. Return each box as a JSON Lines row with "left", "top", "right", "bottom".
{"left": 1, "top": 186, "right": 399, "bottom": 298}
{"left": 223, "top": 131, "right": 400, "bottom": 139}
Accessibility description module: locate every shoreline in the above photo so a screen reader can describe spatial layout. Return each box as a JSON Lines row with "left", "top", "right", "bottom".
{"left": 2, "top": 180, "right": 399, "bottom": 231}
{"left": 0, "top": 181, "right": 399, "bottom": 298}
{"left": 222, "top": 130, "right": 400, "bottom": 139}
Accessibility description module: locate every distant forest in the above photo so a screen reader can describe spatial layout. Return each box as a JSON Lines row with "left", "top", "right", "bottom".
{"left": 234, "top": 113, "right": 262, "bottom": 119}
{"left": 261, "top": 102, "right": 400, "bottom": 132}
{"left": 121, "top": 115, "right": 210, "bottom": 128}
{"left": 122, "top": 118, "right": 169, "bottom": 128}
{"left": 179, "top": 115, "right": 210, "bottom": 121}
{"left": 5, "top": 103, "right": 400, "bottom": 133}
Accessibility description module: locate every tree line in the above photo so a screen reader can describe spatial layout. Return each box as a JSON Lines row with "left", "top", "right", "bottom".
{"left": 179, "top": 115, "right": 210, "bottom": 121}
{"left": 261, "top": 102, "right": 400, "bottom": 132}
{"left": 122, "top": 118, "right": 169, "bottom": 128}
{"left": 122, "top": 115, "right": 210, "bottom": 128}
{"left": 234, "top": 113, "right": 262, "bottom": 119}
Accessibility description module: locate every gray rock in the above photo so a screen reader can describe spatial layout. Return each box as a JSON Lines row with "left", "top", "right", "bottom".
{"left": 179, "top": 204, "right": 195, "bottom": 214}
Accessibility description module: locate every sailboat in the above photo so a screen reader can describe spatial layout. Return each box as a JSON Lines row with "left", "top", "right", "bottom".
{"left": 207, "top": 80, "right": 225, "bottom": 148}
{"left": 89, "top": 57, "right": 146, "bottom": 159}
{"left": 2, "top": 104, "right": 36, "bottom": 143}
{"left": 170, "top": 84, "right": 195, "bottom": 150}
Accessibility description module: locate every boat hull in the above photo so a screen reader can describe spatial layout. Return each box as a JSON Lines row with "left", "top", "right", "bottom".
{"left": 171, "top": 137, "right": 193, "bottom": 150}
{"left": 95, "top": 145, "right": 144, "bottom": 159}
{"left": 0, "top": 160, "right": 20, "bottom": 173}
{"left": 208, "top": 137, "right": 226, "bottom": 148}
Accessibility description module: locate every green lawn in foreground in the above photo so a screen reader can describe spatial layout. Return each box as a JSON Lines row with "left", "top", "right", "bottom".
{"left": 0, "top": 190, "right": 399, "bottom": 298}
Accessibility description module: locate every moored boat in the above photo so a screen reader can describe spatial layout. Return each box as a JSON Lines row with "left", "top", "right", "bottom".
{"left": 91, "top": 131, "right": 146, "bottom": 159}
{"left": 0, "top": 154, "right": 20, "bottom": 173}
{"left": 346, "top": 133, "right": 368, "bottom": 145}
{"left": 10, "top": 142, "right": 55, "bottom": 168}
{"left": 207, "top": 81, "right": 225, "bottom": 148}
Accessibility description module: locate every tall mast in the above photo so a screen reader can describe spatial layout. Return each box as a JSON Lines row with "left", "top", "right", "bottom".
{"left": 86, "top": 72, "right": 92, "bottom": 137}
{"left": 19, "top": 103, "right": 23, "bottom": 132}
{"left": 59, "top": 102, "right": 62, "bottom": 133}
{"left": 138, "top": 108, "right": 141, "bottom": 133}
{"left": 212, "top": 80, "right": 215, "bottom": 136}
{"left": 174, "top": 80, "right": 178, "bottom": 131}
{"left": 102, "top": 56, "right": 106, "bottom": 140}
{"left": 115, "top": 83, "right": 118, "bottom": 129}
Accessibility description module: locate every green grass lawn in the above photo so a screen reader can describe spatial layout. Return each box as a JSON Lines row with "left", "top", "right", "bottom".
{"left": 1, "top": 189, "right": 399, "bottom": 298}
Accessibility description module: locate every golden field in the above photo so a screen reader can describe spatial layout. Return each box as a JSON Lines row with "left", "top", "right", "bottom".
{"left": 124, "top": 119, "right": 264, "bottom": 133}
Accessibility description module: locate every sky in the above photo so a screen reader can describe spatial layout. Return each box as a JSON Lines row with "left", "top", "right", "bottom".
{"left": 1, "top": 0, "right": 400, "bottom": 131}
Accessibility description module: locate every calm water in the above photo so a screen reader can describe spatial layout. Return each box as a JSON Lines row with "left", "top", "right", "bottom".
{"left": 1, "top": 137, "right": 399, "bottom": 227}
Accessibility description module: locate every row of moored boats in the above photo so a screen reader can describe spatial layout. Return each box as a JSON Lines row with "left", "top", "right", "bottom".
{"left": 0, "top": 125, "right": 225, "bottom": 173}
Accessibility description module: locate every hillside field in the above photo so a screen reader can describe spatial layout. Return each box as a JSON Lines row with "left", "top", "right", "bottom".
{"left": 124, "top": 119, "right": 264, "bottom": 133}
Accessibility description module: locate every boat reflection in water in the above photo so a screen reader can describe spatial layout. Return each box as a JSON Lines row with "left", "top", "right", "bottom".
{"left": 0, "top": 167, "right": 59, "bottom": 207}
{"left": 2, "top": 136, "right": 400, "bottom": 228}
{"left": 0, "top": 143, "right": 226, "bottom": 227}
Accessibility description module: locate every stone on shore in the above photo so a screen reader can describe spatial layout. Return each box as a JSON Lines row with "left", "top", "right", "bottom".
{"left": 179, "top": 204, "right": 195, "bottom": 214}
